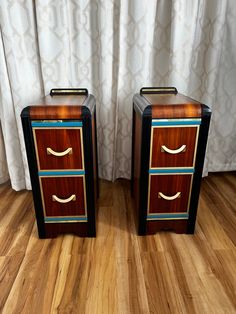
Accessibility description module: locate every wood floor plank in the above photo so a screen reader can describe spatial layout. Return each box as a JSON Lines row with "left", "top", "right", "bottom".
{"left": 197, "top": 197, "right": 235, "bottom": 250}
{"left": 201, "top": 174, "right": 236, "bottom": 245}
{"left": 0, "top": 172, "right": 235, "bottom": 313}
{"left": 2, "top": 228, "right": 62, "bottom": 313}
{"left": 0, "top": 189, "right": 35, "bottom": 312}
{"left": 116, "top": 181, "right": 150, "bottom": 314}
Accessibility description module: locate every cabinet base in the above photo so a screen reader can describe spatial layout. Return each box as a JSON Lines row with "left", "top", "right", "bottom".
{"left": 145, "top": 220, "right": 188, "bottom": 235}
{"left": 38, "top": 223, "right": 96, "bottom": 238}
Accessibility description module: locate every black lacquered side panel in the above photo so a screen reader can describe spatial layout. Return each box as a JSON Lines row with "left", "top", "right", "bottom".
{"left": 82, "top": 102, "right": 96, "bottom": 237}
{"left": 21, "top": 107, "right": 46, "bottom": 238}
{"left": 138, "top": 106, "right": 152, "bottom": 235}
{"left": 187, "top": 105, "right": 211, "bottom": 233}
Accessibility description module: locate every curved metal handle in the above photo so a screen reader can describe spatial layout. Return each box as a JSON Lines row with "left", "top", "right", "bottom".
{"left": 50, "top": 88, "right": 88, "bottom": 96}
{"left": 158, "top": 192, "right": 181, "bottom": 201}
{"left": 47, "top": 147, "right": 72, "bottom": 157}
{"left": 161, "top": 145, "right": 186, "bottom": 154}
{"left": 52, "top": 194, "right": 76, "bottom": 203}
{"left": 140, "top": 87, "right": 178, "bottom": 95}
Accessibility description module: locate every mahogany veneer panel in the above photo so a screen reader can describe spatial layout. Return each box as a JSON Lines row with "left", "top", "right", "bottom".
{"left": 144, "top": 93, "right": 202, "bottom": 118}
{"left": 41, "top": 176, "right": 85, "bottom": 217}
{"left": 151, "top": 127, "right": 197, "bottom": 168}
{"left": 34, "top": 128, "right": 83, "bottom": 170}
{"left": 149, "top": 174, "right": 192, "bottom": 214}
{"left": 29, "top": 95, "right": 85, "bottom": 119}
{"left": 146, "top": 220, "right": 188, "bottom": 233}
{"left": 21, "top": 91, "right": 98, "bottom": 238}
{"left": 44, "top": 222, "right": 88, "bottom": 237}
{"left": 132, "top": 87, "right": 211, "bottom": 235}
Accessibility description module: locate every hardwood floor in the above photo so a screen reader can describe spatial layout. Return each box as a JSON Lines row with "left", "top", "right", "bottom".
{"left": 0, "top": 172, "right": 235, "bottom": 313}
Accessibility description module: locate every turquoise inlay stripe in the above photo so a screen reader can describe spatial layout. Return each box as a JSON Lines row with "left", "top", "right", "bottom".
{"left": 32, "top": 121, "right": 82, "bottom": 127}
{"left": 39, "top": 170, "right": 85, "bottom": 176}
{"left": 149, "top": 168, "right": 194, "bottom": 174}
{"left": 45, "top": 216, "right": 87, "bottom": 222}
{"left": 147, "top": 213, "right": 189, "bottom": 219}
{"left": 152, "top": 120, "right": 201, "bottom": 126}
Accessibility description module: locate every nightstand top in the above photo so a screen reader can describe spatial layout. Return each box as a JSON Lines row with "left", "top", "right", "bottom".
{"left": 133, "top": 87, "right": 211, "bottom": 119}
{"left": 21, "top": 92, "right": 95, "bottom": 120}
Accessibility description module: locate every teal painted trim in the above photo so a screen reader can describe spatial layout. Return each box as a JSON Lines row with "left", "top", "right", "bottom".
{"left": 45, "top": 216, "right": 87, "bottom": 222}
{"left": 152, "top": 120, "right": 201, "bottom": 126}
{"left": 39, "top": 170, "right": 85, "bottom": 176}
{"left": 149, "top": 168, "right": 194, "bottom": 174}
{"left": 147, "top": 213, "right": 189, "bottom": 219}
{"left": 32, "top": 121, "right": 82, "bottom": 127}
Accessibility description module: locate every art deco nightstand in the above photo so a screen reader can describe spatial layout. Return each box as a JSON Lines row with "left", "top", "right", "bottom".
{"left": 21, "top": 88, "right": 98, "bottom": 238}
{"left": 131, "top": 87, "right": 211, "bottom": 235}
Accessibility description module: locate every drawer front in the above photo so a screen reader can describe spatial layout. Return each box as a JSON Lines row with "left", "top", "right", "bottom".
{"left": 148, "top": 174, "right": 192, "bottom": 218}
{"left": 150, "top": 126, "right": 198, "bottom": 168}
{"left": 33, "top": 128, "right": 84, "bottom": 171}
{"left": 40, "top": 176, "right": 86, "bottom": 218}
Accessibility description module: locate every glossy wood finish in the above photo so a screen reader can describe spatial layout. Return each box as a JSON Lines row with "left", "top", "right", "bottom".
{"left": 151, "top": 126, "right": 198, "bottom": 168}
{"left": 29, "top": 95, "right": 85, "bottom": 119}
{"left": 132, "top": 106, "right": 152, "bottom": 235}
{"left": 132, "top": 89, "right": 211, "bottom": 235}
{"left": 34, "top": 128, "right": 83, "bottom": 170}
{"left": 149, "top": 174, "right": 192, "bottom": 214}
{"left": 44, "top": 222, "right": 88, "bottom": 238}
{"left": 92, "top": 111, "right": 99, "bottom": 200}
{"left": 81, "top": 104, "right": 97, "bottom": 237}
{"left": 147, "top": 220, "right": 188, "bottom": 233}
{"left": 21, "top": 93, "right": 98, "bottom": 238}
{"left": 132, "top": 111, "right": 142, "bottom": 213}
{"left": 143, "top": 93, "right": 202, "bottom": 118}
{"left": 41, "top": 176, "right": 85, "bottom": 217}
{"left": 0, "top": 173, "right": 236, "bottom": 313}
{"left": 21, "top": 107, "right": 46, "bottom": 238}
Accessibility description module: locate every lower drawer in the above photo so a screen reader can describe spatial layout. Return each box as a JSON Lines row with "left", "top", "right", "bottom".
{"left": 40, "top": 176, "right": 87, "bottom": 220}
{"left": 147, "top": 173, "right": 192, "bottom": 219}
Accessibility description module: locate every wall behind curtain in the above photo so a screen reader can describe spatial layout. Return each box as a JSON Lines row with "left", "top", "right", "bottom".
{"left": 0, "top": 0, "right": 235, "bottom": 191}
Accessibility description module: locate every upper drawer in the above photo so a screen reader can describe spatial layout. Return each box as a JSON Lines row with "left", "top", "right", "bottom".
{"left": 150, "top": 123, "right": 199, "bottom": 168}
{"left": 32, "top": 123, "right": 84, "bottom": 171}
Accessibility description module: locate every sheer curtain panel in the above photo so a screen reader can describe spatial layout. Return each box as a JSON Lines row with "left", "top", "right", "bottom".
{"left": 0, "top": 0, "right": 235, "bottom": 190}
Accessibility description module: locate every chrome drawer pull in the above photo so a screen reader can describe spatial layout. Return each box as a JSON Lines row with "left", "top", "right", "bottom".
{"left": 52, "top": 194, "right": 76, "bottom": 203}
{"left": 158, "top": 192, "right": 181, "bottom": 200}
{"left": 161, "top": 145, "right": 186, "bottom": 154}
{"left": 47, "top": 147, "right": 72, "bottom": 156}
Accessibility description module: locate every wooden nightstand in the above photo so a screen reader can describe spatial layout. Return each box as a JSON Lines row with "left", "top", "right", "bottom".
{"left": 131, "top": 87, "right": 211, "bottom": 235}
{"left": 21, "top": 89, "right": 98, "bottom": 238}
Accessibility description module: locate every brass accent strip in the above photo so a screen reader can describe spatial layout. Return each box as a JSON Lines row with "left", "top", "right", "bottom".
{"left": 149, "top": 167, "right": 194, "bottom": 171}
{"left": 193, "top": 125, "right": 200, "bottom": 168}
{"left": 44, "top": 220, "right": 87, "bottom": 224}
{"left": 152, "top": 118, "right": 201, "bottom": 123}
{"left": 146, "top": 216, "right": 189, "bottom": 221}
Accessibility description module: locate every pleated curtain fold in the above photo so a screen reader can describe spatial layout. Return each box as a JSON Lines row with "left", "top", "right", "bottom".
{"left": 0, "top": 0, "right": 235, "bottom": 191}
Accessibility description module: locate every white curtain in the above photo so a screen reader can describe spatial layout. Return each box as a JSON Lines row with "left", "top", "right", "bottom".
{"left": 0, "top": 0, "right": 235, "bottom": 191}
